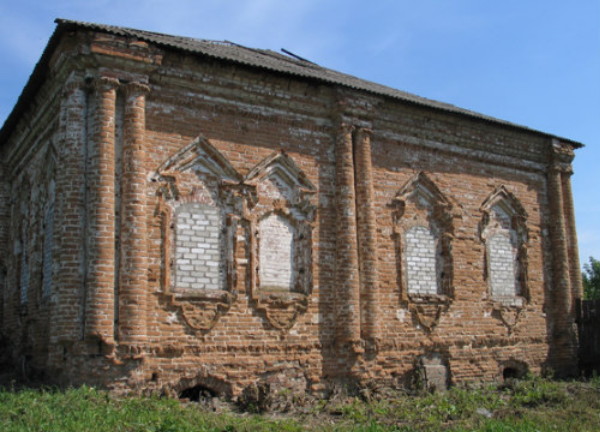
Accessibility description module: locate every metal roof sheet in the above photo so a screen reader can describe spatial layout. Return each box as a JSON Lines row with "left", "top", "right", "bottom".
{"left": 0, "top": 18, "right": 583, "bottom": 148}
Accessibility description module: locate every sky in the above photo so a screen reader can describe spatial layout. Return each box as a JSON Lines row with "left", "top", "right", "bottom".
{"left": 0, "top": 0, "right": 598, "bottom": 267}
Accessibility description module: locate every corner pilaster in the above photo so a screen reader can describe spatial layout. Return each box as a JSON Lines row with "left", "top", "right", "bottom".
{"left": 547, "top": 138, "right": 579, "bottom": 373}
{"left": 85, "top": 76, "right": 119, "bottom": 344}
{"left": 52, "top": 76, "right": 88, "bottom": 345}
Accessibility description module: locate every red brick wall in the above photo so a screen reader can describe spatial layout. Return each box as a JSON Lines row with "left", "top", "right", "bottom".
{"left": 0, "top": 29, "right": 581, "bottom": 395}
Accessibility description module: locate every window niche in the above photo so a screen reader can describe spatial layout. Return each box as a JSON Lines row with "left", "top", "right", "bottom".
{"left": 40, "top": 146, "right": 57, "bottom": 300}
{"left": 41, "top": 179, "right": 56, "bottom": 299}
{"left": 391, "top": 172, "right": 457, "bottom": 332}
{"left": 243, "top": 151, "right": 316, "bottom": 330}
{"left": 480, "top": 186, "right": 529, "bottom": 308}
{"left": 19, "top": 218, "right": 30, "bottom": 306}
{"left": 10, "top": 179, "right": 32, "bottom": 308}
{"left": 153, "top": 135, "right": 243, "bottom": 332}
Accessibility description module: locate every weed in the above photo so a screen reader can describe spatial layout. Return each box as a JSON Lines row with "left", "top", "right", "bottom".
{"left": 0, "top": 376, "right": 598, "bottom": 431}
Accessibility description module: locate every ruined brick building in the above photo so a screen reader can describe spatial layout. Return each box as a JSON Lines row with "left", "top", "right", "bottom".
{"left": 0, "top": 19, "right": 583, "bottom": 396}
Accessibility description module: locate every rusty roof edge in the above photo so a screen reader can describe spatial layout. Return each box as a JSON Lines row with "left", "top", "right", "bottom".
{"left": 0, "top": 19, "right": 584, "bottom": 149}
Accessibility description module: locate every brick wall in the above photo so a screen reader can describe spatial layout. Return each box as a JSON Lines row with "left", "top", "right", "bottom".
{"left": 0, "top": 161, "right": 6, "bottom": 325}
{"left": 0, "top": 27, "right": 583, "bottom": 395}
{"left": 0, "top": 163, "right": 9, "bottom": 270}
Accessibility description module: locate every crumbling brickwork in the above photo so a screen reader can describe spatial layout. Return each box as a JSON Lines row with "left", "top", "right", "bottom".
{"left": 0, "top": 19, "right": 583, "bottom": 396}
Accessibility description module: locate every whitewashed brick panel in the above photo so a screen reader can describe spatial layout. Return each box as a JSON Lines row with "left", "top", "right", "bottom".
{"left": 488, "top": 232, "right": 517, "bottom": 298}
{"left": 406, "top": 225, "right": 439, "bottom": 295}
{"left": 259, "top": 214, "right": 295, "bottom": 290}
{"left": 174, "top": 203, "right": 224, "bottom": 290}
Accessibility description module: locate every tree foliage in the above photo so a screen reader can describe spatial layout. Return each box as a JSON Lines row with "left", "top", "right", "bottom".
{"left": 582, "top": 256, "right": 600, "bottom": 300}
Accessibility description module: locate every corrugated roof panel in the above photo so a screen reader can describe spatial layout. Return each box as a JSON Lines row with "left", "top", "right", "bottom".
{"left": 53, "top": 19, "right": 524, "bottom": 126}
{"left": 0, "top": 18, "right": 584, "bottom": 147}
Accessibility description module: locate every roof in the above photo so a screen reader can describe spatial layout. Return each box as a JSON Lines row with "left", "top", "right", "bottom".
{"left": 0, "top": 18, "right": 583, "bottom": 148}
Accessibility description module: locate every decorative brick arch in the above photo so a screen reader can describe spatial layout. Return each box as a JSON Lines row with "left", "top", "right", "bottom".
{"left": 171, "top": 371, "right": 234, "bottom": 399}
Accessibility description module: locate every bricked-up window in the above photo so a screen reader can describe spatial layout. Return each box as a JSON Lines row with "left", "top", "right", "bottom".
{"left": 480, "top": 187, "right": 529, "bottom": 304}
{"left": 392, "top": 172, "right": 456, "bottom": 302}
{"left": 484, "top": 205, "right": 523, "bottom": 300}
{"left": 19, "top": 224, "right": 29, "bottom": 304}
{"left": 258, "top": 213, "right": 295, "bottom": 291}
{"left": 174, "top": 203, "right": 225, "bottom": 291}
{"left": 243, "top": 151, "right": 317, "bottom": 311}
{"left": 405, "top": 226, "right": 440, "bottom": 295}
{"left": 488, "top": 232, "right": 518, "bottom": 297}
{"left": 42, "top": 181, "right": 55, "bottom": 297}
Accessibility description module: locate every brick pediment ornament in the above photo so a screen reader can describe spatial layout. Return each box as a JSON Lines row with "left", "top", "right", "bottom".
{"left": 243, "top": 151, "right": 317, "bottom": 214}
{"left": 242, "top": 151, "right": 316, "bottom": 330}
{"left": 394, "top": 172, "right": 455, "bottom": 216}
{"left": 244, "top": 151, "right": 315, "bottom": 192}
{"left": 155, "top": 135, "right": 242, "bottom": 184}
{"left": 153, "top": 135, "right": 244, "bottom": 334}
{"left": 479, "top": 186, "right": 528, "bottom": 237}
{"left": 392, "top": 172, "right": 458, "bottom": 333}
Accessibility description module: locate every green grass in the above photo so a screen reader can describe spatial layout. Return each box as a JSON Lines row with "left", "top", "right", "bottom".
{"left": 0, "top": 386, "right": 302, "bottom": 432}
{"left": 0, "top": 376, "right": 599, "bottom": 431}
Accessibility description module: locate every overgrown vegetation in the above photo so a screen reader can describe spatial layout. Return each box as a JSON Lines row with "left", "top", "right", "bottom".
{"left": 1, "top": 375, "right": 599, "bottom": 431}
{"left": 582, "top": 256, "right": 600, "bottom": 300}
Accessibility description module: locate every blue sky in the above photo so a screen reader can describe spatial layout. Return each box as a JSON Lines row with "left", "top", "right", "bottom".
{"left": 1, "top": 0, "right": 598, "bottom": 266}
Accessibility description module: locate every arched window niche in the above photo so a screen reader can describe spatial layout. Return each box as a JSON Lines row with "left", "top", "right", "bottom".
{"left": 243, "top": 151, "right": 316, "bottom": 330}
{"left": 392, "top": 172, "right": 457, "bottom": 306}
{"left": 42, "top": 179, "right": 56, "bottom": 299}
{"left": 153, "top": 135, "right": 243, "bottom": 333}
{"left": 480, "top": 186, "right": 529, "bottom": 307}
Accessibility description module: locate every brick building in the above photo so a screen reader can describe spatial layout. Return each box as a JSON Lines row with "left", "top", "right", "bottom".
{"left": 0, "top": 19, "right": 583, "bottom": 396}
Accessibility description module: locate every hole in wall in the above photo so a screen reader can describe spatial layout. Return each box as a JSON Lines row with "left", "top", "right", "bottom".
{"left": 501, "top": 360, "right": 529, "bottom": 381}
{"left": 503, "top": 367, "right": 523, "bottom": 380}
{"left": 179, "top": 385, "right": 217, "bottom": 402}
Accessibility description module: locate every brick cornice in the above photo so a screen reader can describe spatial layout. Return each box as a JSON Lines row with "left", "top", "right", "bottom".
{"left": 123, "top": 81, "right": 150, "bottom": 96}
{"left": 93, "top": 76, "right": 120, "bottom": 92}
